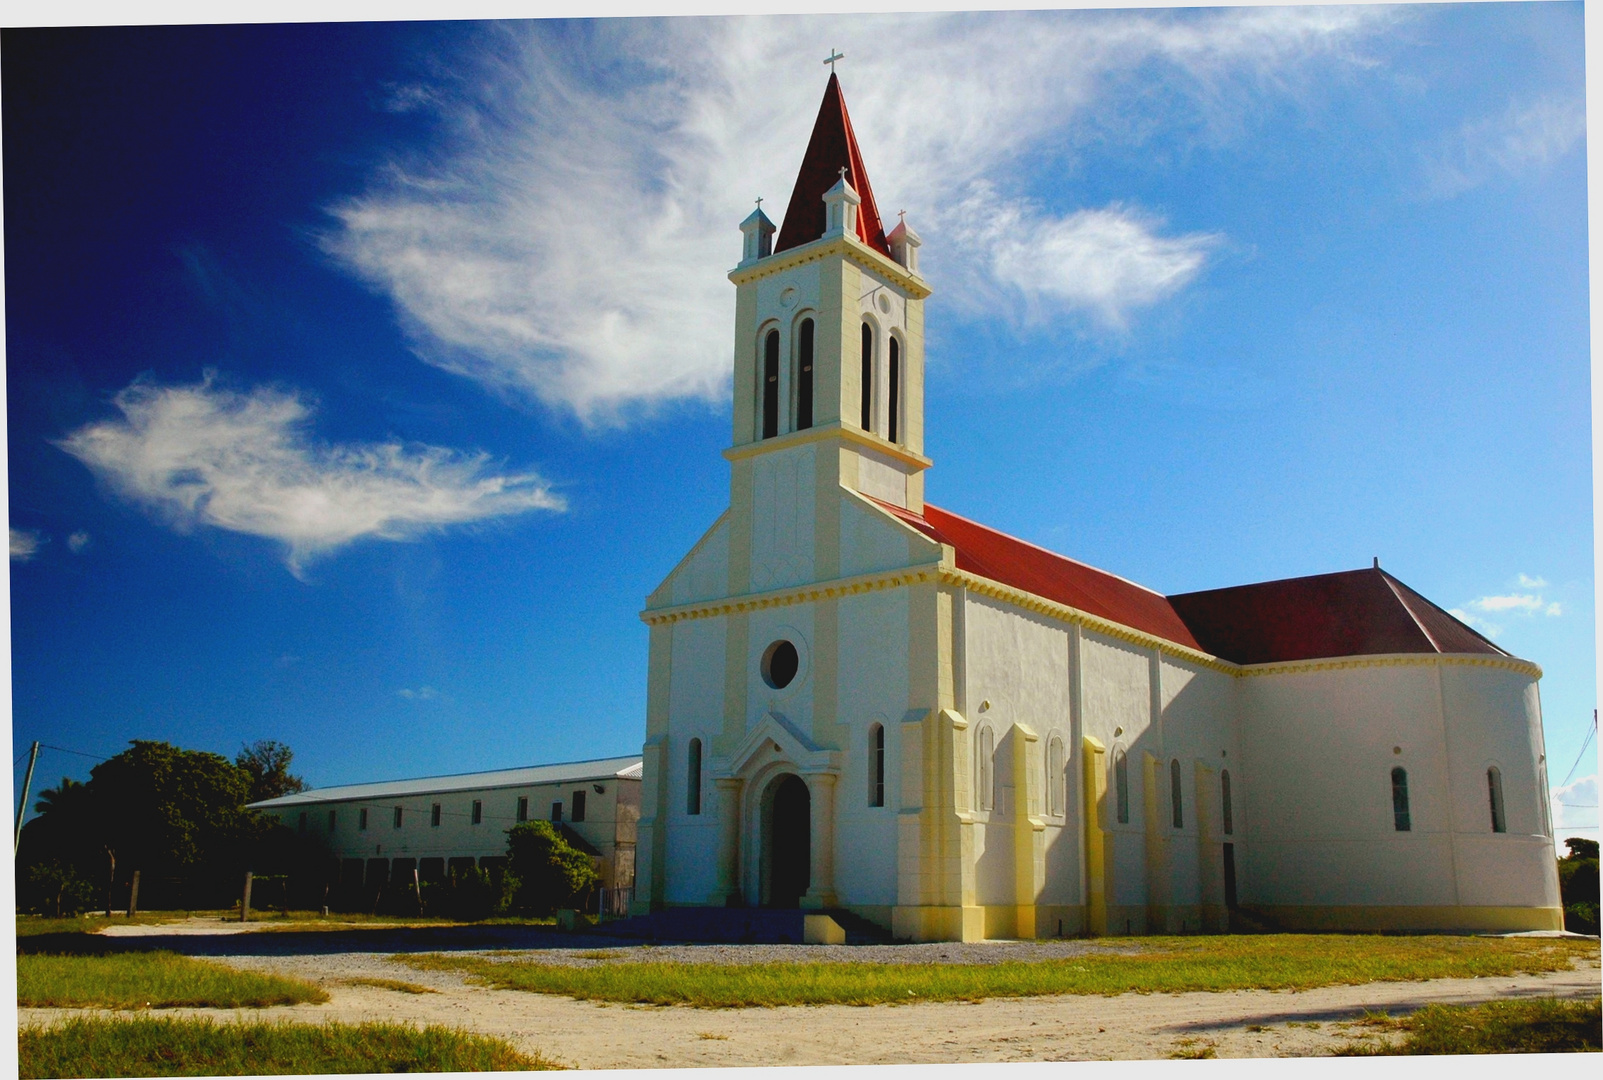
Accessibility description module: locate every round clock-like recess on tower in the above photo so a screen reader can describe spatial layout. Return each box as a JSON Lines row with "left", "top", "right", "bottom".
{"left": 761, "top": 640, "right": 800, "bottom": 689}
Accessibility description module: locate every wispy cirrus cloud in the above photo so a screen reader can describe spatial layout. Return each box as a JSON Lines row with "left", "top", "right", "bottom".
{"left": 326, "top": 8, "right": 1400, "bottom": 423}
{"left": 57, "top": 374, "right": 564, "bottom": 574}
{"left": 1422, "top": 96, "right": 1585, "bottom": 199}
{"left": 10, "top": 528, "right": 43, "bottom": 562}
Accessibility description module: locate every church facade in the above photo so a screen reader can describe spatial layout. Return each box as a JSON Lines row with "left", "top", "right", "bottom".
{"left": 630, "top": 75, "right": 1564, "bottom": 940}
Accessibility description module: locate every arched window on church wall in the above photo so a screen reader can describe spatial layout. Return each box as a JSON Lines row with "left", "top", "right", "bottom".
{"left": 1487, "top": 766, "right": 1506, "bottom": 833}
{"left": 687, "top": 738, "right": 703, "bottom": 816}
{"left": 888, "top": 337, "right": 901, "bottom": 444}
{"left": 869, "top": 723, "right": 885, "bottom": 807}
{"left": 1221, "top": 769, "right": 1234, "bottom": 835}
{"left": 795, "top": 318, "right": 815, "bottom": 430}
{"left": 1114, "top": 749, "right": 1129, "bottom": 824}
{"left": 860, "top": 323, "right": 874, "bottom": 432}
{"left": 761, "top": 330, "right": 780, "bottom": 439}
{"left": 978, "top": 726, "right": 995, "bottom": 812}
{"left": 1047, "top": 735, "right": 1065, "bottom": 817}
{"left": 1391, "top": 767, "right": 1411, "bottom": 832}
{"left": 1170, "top": 758, "right": 1183, "bottom": 829}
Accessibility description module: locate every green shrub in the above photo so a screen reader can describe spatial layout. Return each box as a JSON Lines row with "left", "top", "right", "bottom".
{"left": 504, "top": 822, "right": 597, "bottom": 917}
{"left": 22, "top": 861, "right": 98, "bottom": 918}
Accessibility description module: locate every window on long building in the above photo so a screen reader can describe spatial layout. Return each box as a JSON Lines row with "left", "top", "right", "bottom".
{"left": 977, "top": 726, "right": 995, "bottom": 812}
{"left": 1170, "top": 759, "right": 1184, "bottom": 829}
{"left": 572, "top": 789, "right": 587, "bottom": 822}
{"left": 393, "top": 806, "right": 403, "bottom": 829}
{"left": 551, "top": 801, "right": 563, "bottom": 823}
{"left": 1115, "top": 750, "right": 1129, "bottom": 824}
{"left": 688, "top": 738, "right": 703, "bottom": 815}
{"left": 471, "top": 800, "right": 482, "bottom": 825}
{"left": 431, "top": 803, "right": 441, "bottom": 828}
{"left": 328, "top": 810, "right": 337, "bottom": 832}
{"left": 1487, "top": 767, "right": 1506, "bottom": 833}
{"left": 1221, "top": 769, "right": 1234, "bottom": 835}
{"left": 1047, "top": 736, "right": 1064, "bottom": 817}
{"left": 516, "top": 796, "right": 528, "bottom": 823}
{"left": 869, "top": 723, "right": 885, "bottom": 807}
{"left": 359, "top": 808, "right": 368, "bottom": 831}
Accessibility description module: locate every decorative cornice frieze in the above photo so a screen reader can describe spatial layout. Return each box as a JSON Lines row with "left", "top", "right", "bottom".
{"left": 727, "top": 232, "right": 932, "bottom": 297}
{"left": 1236, "top": 652, "right": 1543, "bottom": 680}
{"left": 640, "top": 564, "right": 943, "bottom": 626}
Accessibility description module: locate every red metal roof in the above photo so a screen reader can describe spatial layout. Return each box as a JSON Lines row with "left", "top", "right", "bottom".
{"left": 774, "top": 74, "right": 892, "bottom": 258}
{"left": 867, "top": 498, "right": 1505, "bottom": 664}
{"left": 870, "top": 499, "right": 1205, "bottom": 649}
{"left": 1169, "top": 568, "right": 1508, "bottom": 665}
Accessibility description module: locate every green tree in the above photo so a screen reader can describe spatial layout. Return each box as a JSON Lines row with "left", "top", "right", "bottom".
{"left": 235, "top": 740, "right": 307, "bottom": 803}
{"left": 503, "top": 821, "right": 599, "bottom": 916}
{"left": 1558, "top": 837, "right": 1599, "bottom": 935}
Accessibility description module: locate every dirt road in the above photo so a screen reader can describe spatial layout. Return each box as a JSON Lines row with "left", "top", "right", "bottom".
{"left": 19, "top": 920, "right": 1600, "bottom": 1067}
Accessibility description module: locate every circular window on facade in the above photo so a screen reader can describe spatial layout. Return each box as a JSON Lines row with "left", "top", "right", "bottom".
{"left": 761, "top": 640, "right": 800, "bottom": 689}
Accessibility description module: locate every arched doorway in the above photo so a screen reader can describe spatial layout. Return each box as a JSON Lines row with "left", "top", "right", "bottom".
{"left": 760, "top": 773, "right": 810, "bottom": 908}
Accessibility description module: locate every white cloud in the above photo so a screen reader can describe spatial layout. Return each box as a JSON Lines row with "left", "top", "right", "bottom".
{"left": 326, "top": 8, "right": 1397, "bottom": 422}
{"left": 66, "top": 531, "right": 91, "bottom": 554}
{"left": 1471, "top": 593, "right": 1544, "bottom": 614}
{"left": 1545, "top": 602, "right": 1563, "bottom": 617}
{"left": 1517, "top": 573, "right": 1548, "bottom": 588}
{"left": 1448, "top": 607, "right": 1501, "bottom": 639}
{"left": 398, "top": 686, "right": 439, "bottom": 701}
{"left": 57, "top": 374, "right": 565, "bottom": 574}
{"left": 9, "top": 528, "right": 43, "bottom": 562}
{"left": 1551, "top": 775, "right": 1597, "bottom": 840}
{"left": 1424, "top": 96, "right": 1586, "bottom": 199}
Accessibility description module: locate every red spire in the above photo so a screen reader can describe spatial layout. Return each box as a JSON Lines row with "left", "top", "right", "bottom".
{"left": 774, "top": 74, "right": 891, "bottom": 258}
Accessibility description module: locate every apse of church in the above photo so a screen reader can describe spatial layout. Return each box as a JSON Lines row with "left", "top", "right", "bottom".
{"left": 631, "top": 73, "right": 1563, "bottom": 941}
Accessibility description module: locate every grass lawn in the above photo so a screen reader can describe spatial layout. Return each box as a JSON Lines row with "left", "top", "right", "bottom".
{"left": 1337, "top": 997, "right": 1601, "bottom": 1055}
{"left": 400, "top": 934, "right": 1600, "bottom": 1008}
{"left": 17, "top": 1016, "right": 559, "bottom": 1076}
{"left": 18, "top": 952, "right": 328, "bottom": 1009}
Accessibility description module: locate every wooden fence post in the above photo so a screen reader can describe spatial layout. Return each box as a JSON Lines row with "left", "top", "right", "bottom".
{"left": 241, "top": 871, "right": 253, "bottom": 922}
{"left": 126, "top": 870, "right": 140, "bottom": 917}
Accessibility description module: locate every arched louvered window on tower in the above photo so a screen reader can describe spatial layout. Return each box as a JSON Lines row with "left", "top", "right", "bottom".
{"left": 687, "top": 738, "right": 703, "bottom": 816}
{"left": 1391, "top": 767, "right": 1411, "bottom": 832}
{"left": 762, "top": 330, "right": 780, "bottom": 439}
{"left": 1170, "top": 759, "right": 1184, "bottom": 829}
{"left": 860, "top": 323, "right": 874, "bottom": 432}
{"left": 1487, "top": 766, "right": 1506, "bottom": 833}
{"left": 888, "top": 337, "right": 901, "bottom": 443}
{"left": 795, "top": 319, "right": 814, "bottom": 430}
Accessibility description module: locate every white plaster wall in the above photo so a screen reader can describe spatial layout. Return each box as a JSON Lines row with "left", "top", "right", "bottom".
{"left": 750, "top": 445, "right": 815, "bottom": 592}
{"left": 1439, "top": 665, "right": 1560, "bottom": 909}
{"left": 745, "top": 606, "right": 816, "bottom": 732}
{"left": 663, "top": 618, "right": 729, "bottom": 904}
{"left": 669, "top": 517, "right": 730, "bottom": 606}
{"left": 839, "top": 495, "right": 925, "bottom": 579}
{"left": 959, "top": 595, "right": 1073, "bottom": 906}
{"left": 1238, "top": 663, "right": 1458, "bottom": 906}
{"left": 1081, "top": 632, "right": 1154, "bottom": 910}
{"left": 1158, "top": 659, "right": 1238, "bottom": 910}
{"left": 833, "top": 589, "right": 911, "bottom": 906}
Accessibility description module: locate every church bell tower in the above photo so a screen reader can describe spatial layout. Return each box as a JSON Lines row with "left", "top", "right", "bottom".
{"left": 725, "top": 73, "right": 931, "bottom": 594}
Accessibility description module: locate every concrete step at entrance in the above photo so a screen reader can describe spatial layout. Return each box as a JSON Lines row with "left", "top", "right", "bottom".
{"left": 597, "top": 907, "right": 893, "bottom": 945}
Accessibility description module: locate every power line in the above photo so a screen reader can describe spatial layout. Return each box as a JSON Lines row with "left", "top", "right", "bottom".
{"left": 36, "top": 743, "right": 110, "bottom": 763}
{"left": 1559, "top": 710, "right": 1597, "bottom": 789}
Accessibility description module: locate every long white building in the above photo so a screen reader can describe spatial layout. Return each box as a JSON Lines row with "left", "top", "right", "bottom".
{"left": 252, "top": 756, "right": 641, "bottom": 905}
{"left": 630, "top": 74, "right": 1563, "bottom": 941}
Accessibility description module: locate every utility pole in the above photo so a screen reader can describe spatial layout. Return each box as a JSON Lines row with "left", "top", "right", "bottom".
{"left": 14, "top": 741, "right": 39, "bottom": 856}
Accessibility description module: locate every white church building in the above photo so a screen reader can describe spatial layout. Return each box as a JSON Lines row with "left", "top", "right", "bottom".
{"left": 630, "top": 74, "right": 1564, "bottom": 941}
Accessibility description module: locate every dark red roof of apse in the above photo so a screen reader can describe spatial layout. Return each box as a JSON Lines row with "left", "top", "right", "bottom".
{"left": 866, "top": 498, "right": 1507, "bottom": 664}
{"left": 1167, "top": 568, "right": 1509, "bottom": 665}
{"left": 774, "top": 73, "right": 892, "bottom": 258}
{"left": 868, "top": 499, "right": 1205, "bottom": 650}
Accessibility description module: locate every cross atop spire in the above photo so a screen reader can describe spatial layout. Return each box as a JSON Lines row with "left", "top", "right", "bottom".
{"left": 824, "top": 48, "right": 844, "bottom": 73}
{"left": 774, "top": 73, "right": 890, "bottom": 257}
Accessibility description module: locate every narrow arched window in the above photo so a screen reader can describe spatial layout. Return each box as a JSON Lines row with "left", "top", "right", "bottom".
{"left": 869, "top": 723, "right": 885, "bottom": 807}
{"left": 795, "top": 318, "right": 814, "bottom": 430}
{"left": 1047, "top": 736, "right": 1065, "bottom": 817}
{"left": 1391, "top": 767, "right": 1411, "bottom": 832}
{"left": 762, "top": 330, "right": 780, "bottom": 439}
{"left": 978, "top": 726, "right": 995, "bottom": 812}
{"left": 1115, "top": 749, "right": 1129, "bottom": 824}
{"left": 1170, "top": 759, "right": 1184, "bottom": 829}
{"left": 1487, "top": 766, "right": 1506, "bottom": 833}
{"left": 1221, "top": 769, "right": 1234, "bottom": 836}
{"left": 888, "top": 337, "right": 901, "bottom": 444}
{"left": 687, "top": 738, "right": 703, "bottom": 816}
{"left": 860, "top": 323, "right": 874, "bottom": 431}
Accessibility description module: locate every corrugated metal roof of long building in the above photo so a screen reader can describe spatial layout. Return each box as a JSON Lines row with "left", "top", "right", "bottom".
{"left": 869, "top": 498, "right": 1205, "bottom": 651}
{"left": 248, "top": 755, "right": 643, "bottom": 809}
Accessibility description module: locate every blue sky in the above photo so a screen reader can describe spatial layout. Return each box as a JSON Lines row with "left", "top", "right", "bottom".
{"left": 4, "top": 5, "right": 1595, "bottom": 842}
